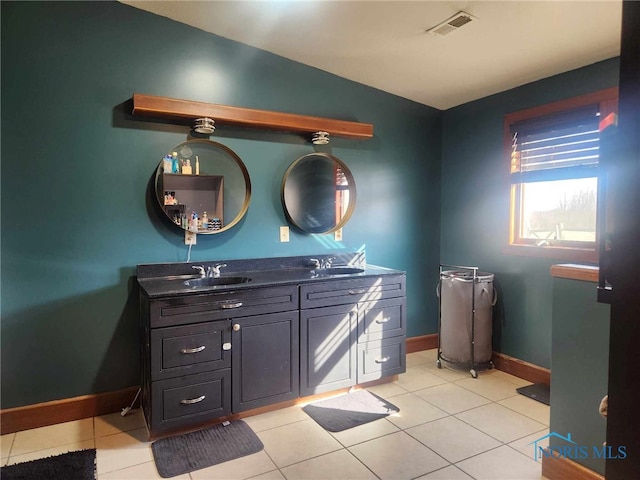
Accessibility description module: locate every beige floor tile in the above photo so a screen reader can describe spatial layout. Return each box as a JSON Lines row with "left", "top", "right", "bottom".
{"left": 396, "top": 366, "right": 449, "bottom": 392}
{"left": 455, "top": 374, "right": 520, "bottom": 401}
{"left": 487, "top": 369, "right": 534, "bottom": 387}
{"left": 385, "top": 393, "right": 448, "bottom": 430}
{"left": 1, "top": 433, "right": 15, "bottom": 460}
{"left": 244, "top": 406, "right": 309, "bottom": 433}
{"left": 455, "top": 403, "right": 546, "bottom": 443}
{"left": 365, "top": 381, "right": 407, "bottom": 399}
{"left": 509, "top": 429, "right": 549, "bottom": 462}
{"left": 429, "top": 364, "right": 473, "bottom": 382}
{"left": 414, "top": 383, "right": 491, "bottom": 414}
{"left": 418, "top": 349, "right": 439, "bottom": 361}
{"left": 95, "top": 409, "right": 146, "bottom": 437}
{"left": 456, "top": 444, "right": 543, "bottom": 479}
{"left": 280, "top": 449, "right": 377, "bottom": 480}
{"left": 98, "top": 459, "right": 190, "bottom": 479}
{"left": 349, "top": 431, "right": 448, "bottom": 480}
{"left": 330, "top": 417, "right": 399, "bottom": 447}
{"left": 257, "top": 419, "right": 342, "bottom": 468}
{"left": 406, "top": 351, "right": 433, "bottom": 367}
{"left": 499, "top": 395, "right": 550, "bottom": 426}
{"left": 190, "top": 450, "right": 277, "bottom": 479}
{"left": 11, "top": 418, "right": 94, "bottom": 456}
{"left": 407, "top": 416, "right": 501, "bottom": 463}
{"left": 95, "top": 427, "right": 153, "bottom": 475}
{"left": 416, "top": 465, "right": 474, "bottom": 479}
{"left": 250, "top": 470, "right": 286, "bottom": 480}
{"left": 7, "top": 439, "right": 95, "bottom": 465}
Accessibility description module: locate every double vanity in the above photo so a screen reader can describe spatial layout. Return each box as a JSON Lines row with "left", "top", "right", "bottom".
{"left": 137, "top": 254, "right": 406, "bottom": 437}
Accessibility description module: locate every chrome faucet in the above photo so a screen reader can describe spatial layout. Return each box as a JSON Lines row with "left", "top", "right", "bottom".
{"left": 309, "top": 257, "right": 335, "bottom": 269}
{"left": 192, "top": 265, "right": 206, "bottom": 277}
{"left": 207, "top": 263, "right": 227, "bottom": 278}
{"left": 321, "top": 257, "right": 335, "bottom": 269}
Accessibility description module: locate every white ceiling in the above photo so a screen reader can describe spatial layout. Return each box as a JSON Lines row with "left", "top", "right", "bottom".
{"left": 122, "top": 1, "right": 622, "bottom": 110}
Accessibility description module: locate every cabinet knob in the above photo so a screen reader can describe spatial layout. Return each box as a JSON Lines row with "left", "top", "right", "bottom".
{"left": 233, "top": 324, "right": 241, "bottom": 331}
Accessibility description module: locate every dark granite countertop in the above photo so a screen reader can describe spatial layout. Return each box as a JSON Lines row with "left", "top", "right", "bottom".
{"left": 137, "top": 254, "right": 404, "bottom": 298}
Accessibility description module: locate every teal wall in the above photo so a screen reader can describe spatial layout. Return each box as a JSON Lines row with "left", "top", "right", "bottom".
{"left": 550, "top": 278, "right": 610, "bottom": 475}
{"left": 440, "top": 58, "right": 619, "bottom": 368}
{"left": 1, "top": 2, "right": 442, "bottom": 408}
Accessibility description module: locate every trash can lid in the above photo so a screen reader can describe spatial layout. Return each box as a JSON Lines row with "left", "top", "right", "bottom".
{"left": 441, "top": 270, "right": 494, "bottom": 282}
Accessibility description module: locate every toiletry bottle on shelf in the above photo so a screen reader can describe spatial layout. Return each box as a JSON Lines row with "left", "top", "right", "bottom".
{"left": 202, "top": 211, "right": 208, "bottom": 230}
{"left": 182, "top": 159, "right": 192, "bottom": 175}
{"left": 195, "top": 156, "right": 200, "bottom": 175}
{"left": 172, "top": 152, "right": 179, "bottom": 173}
{"left": 190, "top": 212, "right": 198, "bottom": 232}
{"left": 163, "top": 155, "right": 172, "bottom": 173}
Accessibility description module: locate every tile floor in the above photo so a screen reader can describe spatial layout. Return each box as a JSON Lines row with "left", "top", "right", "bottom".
{"left": 1, "top": 349, "right": 550, "bottom": 479}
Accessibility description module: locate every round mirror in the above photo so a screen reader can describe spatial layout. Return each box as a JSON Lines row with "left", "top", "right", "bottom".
{"left": 282, "top": 153, "right": 356, "bottom": 234}
{"left": 154, "top": 139, "right": 251, "bottom": 234}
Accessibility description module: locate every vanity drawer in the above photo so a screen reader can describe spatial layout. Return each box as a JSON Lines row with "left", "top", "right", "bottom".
{"left": 357, "top": 336, "right": 406, "bottom": 383}
{"left": 300, "top": 275, "right": 406, "bottom": 309}
{"left": 150, "top": 321, "right": 231, "bottom": 380}
{"left": 149, "top": 285, "right": 298, "bottom": 328}
{"left": 357, "top": 297, "right": 406, "bottom": 343}
{"left": 151, "top": 370, "right": 231, "bottom": 433}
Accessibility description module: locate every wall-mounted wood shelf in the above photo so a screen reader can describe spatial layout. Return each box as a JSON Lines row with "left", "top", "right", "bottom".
{"left": 132, "top": 94, "right": 374, "bottom": 140}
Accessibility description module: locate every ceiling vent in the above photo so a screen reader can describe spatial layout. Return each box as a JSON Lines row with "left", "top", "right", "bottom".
{"left": 426, "top": 11, "right": 476, "bottom": 36}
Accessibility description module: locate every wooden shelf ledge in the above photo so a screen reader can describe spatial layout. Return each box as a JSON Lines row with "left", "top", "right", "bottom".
{"left": 550, "top": 264, "right": 599, "bottom": 282}
{"left": 132, "top": 94, "right": 374, "bottom": 140}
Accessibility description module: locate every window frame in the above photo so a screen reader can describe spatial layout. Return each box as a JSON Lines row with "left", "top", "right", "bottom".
{"left": 504, "top": 87, "right": 618, "bottom": 262}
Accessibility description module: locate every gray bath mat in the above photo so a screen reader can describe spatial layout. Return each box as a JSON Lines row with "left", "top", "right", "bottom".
{"left": 151, "top": 420, "right": 263, "bottom": 478}
{"left": 302, "top": 390, "right": 399, "bottom": 432}
{"left": 516, "top": 383, "right": 550, "bottom": 405}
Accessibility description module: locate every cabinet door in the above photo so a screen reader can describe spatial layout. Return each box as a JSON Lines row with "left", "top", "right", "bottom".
{"left": 357, "top": 336, "right": 406, "bottom": 383}
{"left": 357, "top": 298, "right": 406, "bottom": 343}
{"left": 150, "top": 370, "right": 231, "bottom": 434}
{"left": 231, "top": 311, "right": 300, "bottom": 412}
{"left": 150, "top": 321, "right": 231, "bottom": 380}
{"left": 300, "top": 304, "right": 357, "bottom": 396}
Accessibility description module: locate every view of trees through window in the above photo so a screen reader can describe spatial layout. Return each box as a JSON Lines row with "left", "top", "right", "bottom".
{"left": 521, "top": 177, "right": 597, "bottom": 242}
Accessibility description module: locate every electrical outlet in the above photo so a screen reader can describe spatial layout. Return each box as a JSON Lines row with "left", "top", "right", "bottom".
{"left": 334, "top": 228, "right": 343, "bottom": 241}
{"left": 280, "top": 226, "right": 290, "bottom": 242}
{"left": 185, "top": 230, "right": 197, "bottom": 245}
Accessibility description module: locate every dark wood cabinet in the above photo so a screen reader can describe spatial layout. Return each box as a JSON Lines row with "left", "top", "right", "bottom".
{"left": 139, "top": 267, "right": 406, "bottom": 437}
{"left": 232, "top": 311, "right": 299, "bottom": 412}
{"left": 141, "top": 285, "right": 298, "bottom": 435}
{"left": 299, "top": 275, "right": 406, "bottom": 395}
{"left": 300, "top": 304, "right": 357, "bottom": 396}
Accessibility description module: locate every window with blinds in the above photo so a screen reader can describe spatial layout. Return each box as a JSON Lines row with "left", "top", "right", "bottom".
{"left": 504, "top": 88, "right": 618, "bottom": 259}
{"left": 510, "top": 104, "right": 600, "bottom": 182}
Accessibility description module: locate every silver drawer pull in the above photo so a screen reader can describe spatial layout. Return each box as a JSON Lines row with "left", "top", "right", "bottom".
{"left": 181, "top": 395, "right": 206, "bottom": 405}
{"left": 221, "top": 302, "right": 243, "bottom": 309}
{"left": 375, "top": 356, "right": 390, "bottom": 364}
{"left": 376, "top": 317, "right": 391, "bottom": 324}
{"left": 348, "top": 289, "right": 366, "bottom": 295}
{"left": 180, "top": 346, "right": 206, "bottom": 354}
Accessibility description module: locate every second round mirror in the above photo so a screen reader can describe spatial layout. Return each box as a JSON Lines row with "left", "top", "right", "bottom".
{"left": 282, "top": 153, "right": 356, "bottom": 234}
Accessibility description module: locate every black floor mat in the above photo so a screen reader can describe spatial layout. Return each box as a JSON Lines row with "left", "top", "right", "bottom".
{"left": 302, "top": 390, "right": 399, "bottom": 432}
{"left": 152, "top": 420, "right": 263, "bottom": 478}
{"left": 0, "top": 449, "right": 96, "bottom": 480}
{"left": 516, "top": 383, "right": 550, "bottom": 405}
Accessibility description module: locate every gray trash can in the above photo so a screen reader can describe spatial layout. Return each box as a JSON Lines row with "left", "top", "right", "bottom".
{"left": 437, "top": 266, "right": 496, "bottom": 378}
